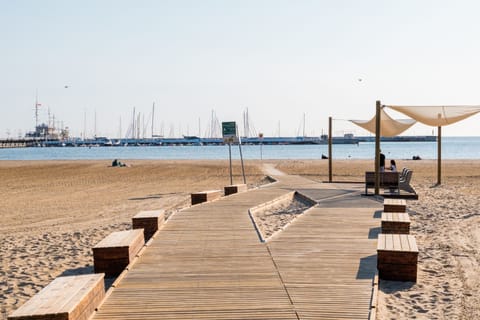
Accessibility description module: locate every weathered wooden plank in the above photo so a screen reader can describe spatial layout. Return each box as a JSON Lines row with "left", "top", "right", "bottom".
{"left": 399, "top": 232, "right": 410, "bottom": 250}
{"left": 408, "top": 234, "right": 419, "bottom": 252}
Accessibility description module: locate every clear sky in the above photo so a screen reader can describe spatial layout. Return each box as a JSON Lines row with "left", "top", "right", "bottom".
{"left": 2, "top": 0, "right": 480, "bottom": 139}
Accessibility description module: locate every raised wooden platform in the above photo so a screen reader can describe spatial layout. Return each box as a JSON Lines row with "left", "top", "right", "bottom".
{"left": 224, "top": 184, "right": 248, "bottom": 196}
{"left": 383, "top": 198, "right": 407, "bottom": 212}
{"left": 132, "top": 210, "right": 165, "bottom": 241}
{"left": 381, "top": 212, "right": 410, "bottom": 234}
{"left": 191, "top": 189, "right": 222, "bottom": 205}
{"left": 93, "top": 229, "right": 144, "bottom": 277}
{"left": 8, "top": 274, "right": 105, "bottom": 320}
{"left": 377, "top": 233, "right": 418, "bottom": 282}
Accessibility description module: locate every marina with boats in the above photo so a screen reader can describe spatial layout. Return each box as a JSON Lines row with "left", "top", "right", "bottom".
{"left": 0, "top": 103, "right": 436, "bottom": 148}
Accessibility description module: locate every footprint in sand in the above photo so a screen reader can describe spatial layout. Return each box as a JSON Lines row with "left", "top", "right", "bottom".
{"left": 422, "top": 268, "right": 439, "bottom": 275}
{"left": 413, "top": 305, "right": 429, "bottom": 313}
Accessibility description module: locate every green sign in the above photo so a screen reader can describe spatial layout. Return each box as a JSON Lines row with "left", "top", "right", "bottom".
{"left": 222, "top": 122, "right": 237, "bottom": 137}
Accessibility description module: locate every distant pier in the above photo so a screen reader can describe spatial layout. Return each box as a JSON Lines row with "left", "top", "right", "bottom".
{"left": 0, "top": 138, "right": 36, "bottom": 148}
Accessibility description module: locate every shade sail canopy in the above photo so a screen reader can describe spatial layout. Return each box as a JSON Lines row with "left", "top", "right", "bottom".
{"left": 387, "top": 105, "right": 480, "bottom": 126}
{"left": 350, "top": 108, "right": 416, "bottom": 137}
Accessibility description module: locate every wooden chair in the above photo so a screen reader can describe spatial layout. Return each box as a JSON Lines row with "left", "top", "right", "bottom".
{"left": 399, "top": 170, "right": 415, "bottom": 193}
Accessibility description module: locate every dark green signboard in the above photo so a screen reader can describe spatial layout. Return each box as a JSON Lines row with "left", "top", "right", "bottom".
{"left": 222, "top": 122, "right": 237, "bottom": 137}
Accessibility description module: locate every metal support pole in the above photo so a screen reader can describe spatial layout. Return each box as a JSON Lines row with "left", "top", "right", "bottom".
{"left": 328, "top": 116, "right": 332, "bottom": 183}
{"left": 437, "top": 125, "right": 442, "bottom": 185}
{"left": 228, "top": 143, "right": 233, "bottom": 185}
{"left": 238, "top": 140, "right": 246, "bottom": 184}
{"left": 375, "top": 101, "right": 381, "bottom": 195}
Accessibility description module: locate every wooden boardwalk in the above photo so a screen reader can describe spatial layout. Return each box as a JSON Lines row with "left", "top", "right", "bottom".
{"left": 94, "top": 175, "right": 381, "bottom": 320}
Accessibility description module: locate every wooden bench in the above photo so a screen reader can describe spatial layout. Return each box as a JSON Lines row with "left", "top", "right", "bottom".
{"left": 93, "top": 229, "right": 144, "bottom": 277}
{"left": 384, "top": 198, "right": 407, "bottom": 212}
{"left": 381, "top": 212, "right": 410, "bottom": 234}
{"left": 365, "top": 171, "right": 400, "bottom": 194}
{"left": 132, "top": 210, "right": 165, "bottom": 241}
{"left": 377, "top": 234, "right": 418, "bottom": 282}
{"left": 224, "top": 184, "right": 248, "bottom": 196}
{"left": 191, "top": 189, "right": 222, "bottom": 205}
{"left": 8, "top": 274, "right": 105, "bottom": 320}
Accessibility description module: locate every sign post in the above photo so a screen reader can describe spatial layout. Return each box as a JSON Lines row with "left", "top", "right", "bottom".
{"left": 238, "top": 135, "right": 246, "bottom": 184}
{"left": 222, "top": 122, "right": 246, "bottom": 185}
{"left": 228, "top": 139, "right": 233, "bottom": 185}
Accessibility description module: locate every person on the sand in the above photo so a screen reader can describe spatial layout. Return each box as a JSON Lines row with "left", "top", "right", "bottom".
{"left": 112, "top": 159, "right": 127, "bottom": 167}
{"left": 388, "top": 159, "right": 397, "bottom": 172}
{"left": 380, "top": 151, "right": 385, "bottom": 172}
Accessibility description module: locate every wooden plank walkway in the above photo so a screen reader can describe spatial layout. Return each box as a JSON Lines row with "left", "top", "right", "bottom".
{"left": 94, "top": 174, "right": 381, "bottom": 320}
{"left": 268, "top": 207, "right": 380, "bottom": 319}
{"left": 94, "top": 187, "right": 298, "bottom": 319}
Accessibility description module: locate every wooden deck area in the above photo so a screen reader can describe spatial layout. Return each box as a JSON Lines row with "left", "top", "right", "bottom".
{"left": 93, "top": 174, "right": 381, "bottom": 320}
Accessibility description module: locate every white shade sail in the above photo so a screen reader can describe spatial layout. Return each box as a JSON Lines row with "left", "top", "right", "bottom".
{"left": 350, "top": 108, "right": 416, "bottom": 137}
{"left": 387, "top": 105, "right": 480, "bottom": 127}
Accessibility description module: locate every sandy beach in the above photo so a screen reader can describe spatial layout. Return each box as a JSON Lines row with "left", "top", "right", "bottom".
{"left": 2, "top": 159, "right": 480, "bottom": 319}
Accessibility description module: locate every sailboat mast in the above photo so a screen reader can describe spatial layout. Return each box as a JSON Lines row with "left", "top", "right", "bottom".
{"left": 94, "top": 110, "right": 97, "bottom": 138}
{"left": 35, "top": 90, "right": 39, "bottom": 128}
{"left": 151, "top": 102, "right": 155, "bottom": 138}
{"left": 119, "top": 116, "right": 122, "bottom": 139}
{"left": 303, "top": 112, "right": 306, "bottom": 137}
{"left": 83, "top": 108, "right": 86, "bottom": 140}
{"left": 198, "top": 117, "right": 201, "bottom": 137}
{"left": 132, "top": 107, "right": 136, "bottom": 139}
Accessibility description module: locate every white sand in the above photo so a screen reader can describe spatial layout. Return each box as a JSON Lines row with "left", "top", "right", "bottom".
{"left": 2, "top": 159, "right": 480, "bottom": 319}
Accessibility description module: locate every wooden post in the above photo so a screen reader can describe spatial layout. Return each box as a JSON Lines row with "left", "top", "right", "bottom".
{"left": 437, "top": 125, "right": 442, "bottom": 185}
{"left": 375, "top": 101, "right": 381, "bottom": 195}
{"left": 328, "top": 116, "right": 332, "bottom": 183}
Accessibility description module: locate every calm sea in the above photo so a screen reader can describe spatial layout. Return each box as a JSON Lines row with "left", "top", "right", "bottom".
{"left": 1, "top": 137, "right": 479, "bottom": 161}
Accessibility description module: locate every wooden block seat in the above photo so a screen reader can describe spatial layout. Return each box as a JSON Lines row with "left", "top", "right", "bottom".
{"left": 8, "top": 274, "right": 105, "bottom": 320}
{"left": 377, "top": 234, "right": 418, "bottom": 282}
{"left": 93, "top": 229, "right": 144, "bottom": 277}
{"left": 191, "top": 189, "right": 222, "bottom": 205}
{"left": 224, "top": 184, "right": 248, "bottom": 196}
{"left": 381, "top": 212, "right": 410, "bottom": 234}
{"left": 384, "top": 198, "right": 407, "bottom": 212}
{"left": 132, "top": 210, "right": 165, "bottom": 241}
